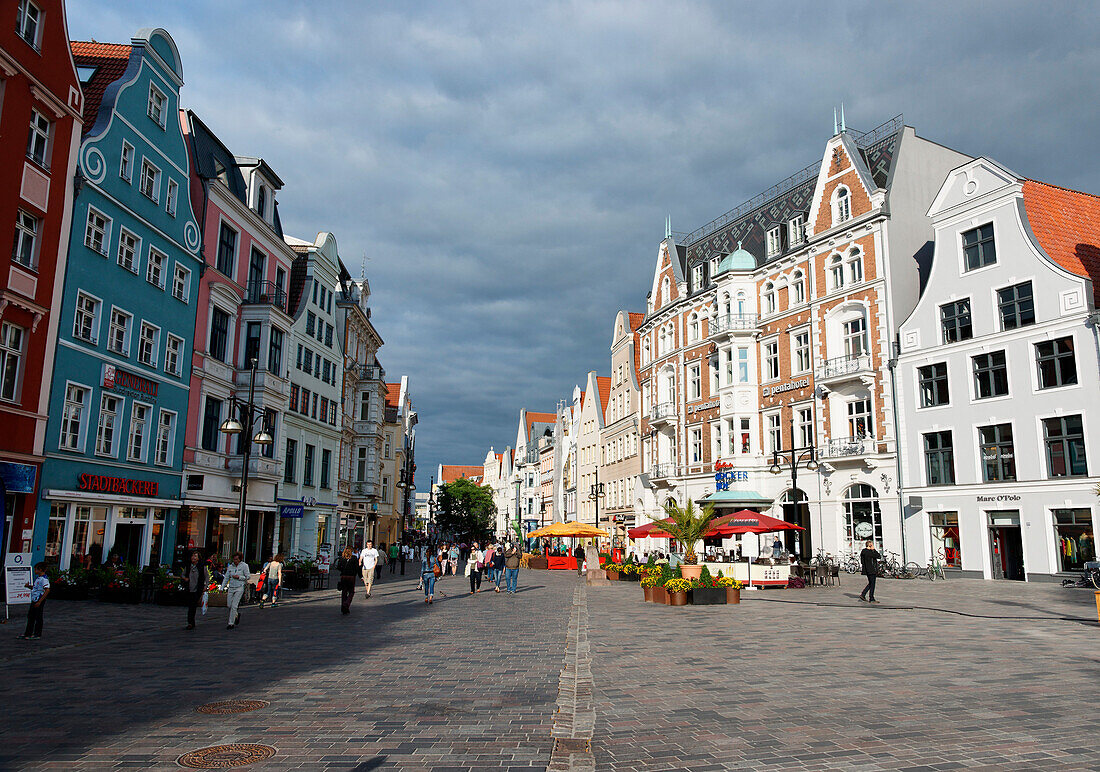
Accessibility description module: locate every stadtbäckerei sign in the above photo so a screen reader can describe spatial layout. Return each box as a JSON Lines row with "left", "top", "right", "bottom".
{"left": 714, "top": 460, "right": 749, "bottom": 491}
{"left": 77, "top": 473, "right": 159, "bottom": 497}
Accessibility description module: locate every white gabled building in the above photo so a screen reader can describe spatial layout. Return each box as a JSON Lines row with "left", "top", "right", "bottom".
{"left": 897, "top": 158, "right": 1100, "bottom": 581}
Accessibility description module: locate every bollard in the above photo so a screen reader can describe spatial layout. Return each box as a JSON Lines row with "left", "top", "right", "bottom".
{"left": 1095, "top": 591, "right": 1100, "bottom": 625}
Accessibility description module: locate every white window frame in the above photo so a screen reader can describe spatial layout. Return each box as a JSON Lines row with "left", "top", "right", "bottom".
{"left": 690, "top": 426, "right": 703, "bottom": 464}
{"left": 829, "top": 254, "right": 844, "bottom": 290}
{"left": 0, "top": 322, "right": 26, "bottom": 403}
{"left": 12, "top": 209, "right": 40, "bottom": 269}
{"left": 797, "top": 405, "right": 814, "bottom": 449}
{"left": 164, "top": 334, "right": 184, "bottom": 376}
{"left": 139, "top": 158, "right": 161, "bottom": 203}
{"left": 147, "top": 83, "right": 167, "bottom": 129}
{"left": 128, "top": 401, "right": 152, "bottom": 462}
{"left": 137, "top": 321, "right": 160, "bottom": 367}
{"left": 763, "top": 339, "right": 780, "bottom": 382}
{"left": 146, "top": 246, "right": 166, "bottom": 289}
{"left": 688, "top": 363, "right": 702, "bottom": 400}
{"left": 172, "top": 263, "right": 191, "bottom": 303}
{"left": 688, "top": 313, "right": 700, "bottom": 342}
{"left": 95, "top": 393, "right": 123, "bottom": 457}
{"left": 26, "top": 108, "right": 51, "bottom": 168}
{"left": 847, "top": 398, "right": 874, "bottom": 438}
{"left": 120, "top": 141, "right": 135, "bottom": 181}
{"left": 792, "top": 329, "right": 811, "bottom": 374}
{"left": 843, "top": 317, "right": 868, "bottom": 358}
{"left": 763, "top": 282, "right": 776, "bottom": 314}
{"left": 84, "top": 207, "right": 111, "bottom": 256}
{"left": 791, "top": 270, "right": 805, "bottom": 304}
{"left": 788, "top": 215, "right": 806, "bottom": 246}
{"left": 766, "top": 226, "right": 782, "bottom": 257}
{"left": 166, "top": 178, "right": 178, "bottom": 216}
{"left": 116, "top": 227, "right": 141, "bottom": 274}
{"left": 766, "top": 412, "right": 782, "bottom": 454}
{"left": 107, "top": 307, "right": 132, "bottom": 356}
{"left": 847, "top": 248, "right": 864, "bottom": 283}
{"left": 60, "top": 382, "right": 91, "bottom": 452}
{"left": 692, "top": 264, "right": 704, "bottom": 290}
{"left": 16, "top": 0, "right": 42, "bottom": 49}
{"left": 73, "top": 291, "right": 101, "bottom": 344}
{"left": 832, "top": 185, "right": 851, "bottom": 225}
{"left": 154, "top": 409, "right": 176, "bottom": 466}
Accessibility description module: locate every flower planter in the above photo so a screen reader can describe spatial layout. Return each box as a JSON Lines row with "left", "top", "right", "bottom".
{"left": 667, "top": 590, "right": 689, "bottom": 606}
{"left": 528, "top": 557, "right": 548, "bottom": 571}
{"left": 652, "top": 587, "right": 669, "bottom": 605}
{"left": 100, "top": 589, "right": 140, "bottom": 604}
{"left": 726, "top": 588, "right": 742, "bottom": 604}
{"left": 206, "top": 593, "right": 228, "bottom": 607}
{"left": 643, "top": 586, "right": 654, "bottom": 602}
{"left": 691, "top": 587, "right": 727, "bottom": 605}
{"left": 605, "top": 570, "right": 620, "bottom": 581}
{"left": 680, "top": 564, "right": 703, "bottom": 581}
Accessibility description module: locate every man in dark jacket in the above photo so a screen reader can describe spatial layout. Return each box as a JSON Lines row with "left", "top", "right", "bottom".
{"left": 504, "top": 542, "right": 521, "bottom": 594}
{"left": 574, "top": 543, "right": 585, "bottom": 576}
{"left": 859, "top": 540, "right": 882, "bottom": 603}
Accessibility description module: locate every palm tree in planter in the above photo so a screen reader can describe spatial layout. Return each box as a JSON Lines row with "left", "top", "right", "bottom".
{"left": 649, "top": 500, "right": 719, "bottom": 581}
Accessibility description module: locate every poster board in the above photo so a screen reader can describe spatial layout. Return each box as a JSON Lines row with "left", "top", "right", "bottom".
{"left": 4, "top": 552, "right": 33, "bottom": 605}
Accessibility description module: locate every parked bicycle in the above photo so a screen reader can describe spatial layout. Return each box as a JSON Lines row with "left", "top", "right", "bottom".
{"left": 1060, "top": 561, "right": 1100, "bottom": 590}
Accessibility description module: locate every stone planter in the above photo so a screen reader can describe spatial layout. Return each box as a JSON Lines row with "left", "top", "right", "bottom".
{"left": 605, "top": 570, "right": 620, "bottom": 581}
{"left": 206, "top": 592, "right": 228, "bottom": 607}
{"left": 680, "top": 564, "right": 703, "bottom": 581}
{"left": 652, "top": 587, "right": 669, "bottom": 605}
{"left": 643, "top": 586, "right": 654, "bottom": 602}
{"left": 726, "top": 587, "right": 742, "bottom": 604}
{"left": 667, "top": 590, "right": 689, "bottom": 606}
{"left": 691, "top": 587, "right": 727, "bottom": 605}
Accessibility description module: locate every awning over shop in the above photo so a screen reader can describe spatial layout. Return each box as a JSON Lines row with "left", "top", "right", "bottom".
{"left": 713, "top": 509, "right": 804, "bottom": 535}
{"left": 628, "top": 512, "right": 744, "bottom": 540}
{"left": 695, "top": 490, "right": 773, "bottom": 506}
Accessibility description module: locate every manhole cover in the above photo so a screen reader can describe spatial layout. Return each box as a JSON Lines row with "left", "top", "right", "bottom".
{"left": 195, "top": 699, "right": 269, "bottom": 715}
{"left": 177, "top": 743, "right": 275, "bottom": 768}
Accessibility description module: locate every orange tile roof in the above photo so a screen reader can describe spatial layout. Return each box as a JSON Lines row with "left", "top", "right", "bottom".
{"left": 1023, "top": 180, "right": 1100, "bottom": 305}
{"left": 628, "top": 312, "right": 646, "bottom": 331}
{"left": 525, "top": 411, "right": 557, "bottom": 441}
{"left": 596, "top": 376, "right": 611, "bottom": 410}
{"left": 440, "top": 465, "right": 484, "bottom": 484}
{"left": 385, "top": 383, "right": 401, "bottom": 408}
{"left": 70, "top": 40, "right": 131, "bottom": 129}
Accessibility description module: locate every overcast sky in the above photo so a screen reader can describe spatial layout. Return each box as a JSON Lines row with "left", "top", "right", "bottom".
{"left": 68, "top": 1, "right": 1100, "bottom": 484}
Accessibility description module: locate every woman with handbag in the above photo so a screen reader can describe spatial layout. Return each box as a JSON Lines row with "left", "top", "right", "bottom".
{"left": 466, "top": 541, "right": 484, "bottom": 594}
{"left": 336, "top": 548, "right": 360, "bottom": 614}
{"left": 422, "top": 548, "right": 442, "bottom": 604}
{"left": 183, "top": 550, "right": 210, "bottom": 630}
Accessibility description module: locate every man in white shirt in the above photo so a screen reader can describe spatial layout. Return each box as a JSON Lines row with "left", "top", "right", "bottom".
{"left": 359, "top": 540, "right": 379, "bottom": 598}
{"left": 220, "top": 551, "right": 251, "bottom": 629}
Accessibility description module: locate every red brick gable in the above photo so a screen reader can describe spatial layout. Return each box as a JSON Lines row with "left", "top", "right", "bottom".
{"left": 1022, "top": 180, "right": 1100, "bottom": 306}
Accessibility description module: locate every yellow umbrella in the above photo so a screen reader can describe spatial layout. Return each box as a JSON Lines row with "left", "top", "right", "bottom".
{"left": 528, "top": 521, "right": 608, "bottom": 538}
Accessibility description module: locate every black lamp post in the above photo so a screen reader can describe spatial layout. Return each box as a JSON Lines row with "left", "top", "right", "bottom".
{"left": 219, "top": 358, "right": 273, "bottom": 557}
{"left": 769, "top": 403, "right": 818, "bottom": 557}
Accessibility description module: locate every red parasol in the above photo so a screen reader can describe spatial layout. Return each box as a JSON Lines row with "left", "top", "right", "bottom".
{"left": 713, "top": 509, "right": 804, "bottom": 535}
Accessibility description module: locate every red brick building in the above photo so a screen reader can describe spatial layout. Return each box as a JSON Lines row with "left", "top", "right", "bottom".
{"left": 0, "top": 0, "right": 83, "bottom": 552}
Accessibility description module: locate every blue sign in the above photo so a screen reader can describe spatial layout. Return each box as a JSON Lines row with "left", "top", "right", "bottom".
{"left": 0, "top": 462, "right": 37, "bottom": 494}
{"left": 714, "top": 469, "right": 749, "bottom": 492}
{"left": 278, "top": 502, "right": 304, "bottom": 519}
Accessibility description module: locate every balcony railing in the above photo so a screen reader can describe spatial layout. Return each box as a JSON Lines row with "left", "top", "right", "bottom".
{"left": 818, "top": 435, "right": 877, "bottom": 459}
{"left": 710, "top": 313, "right": 759, "bottom": 336}
{"left": 650, "top": 462, "right": 676, "bottom": 479}
{"left": 359, "top": 364, "right": 385, "bottom": 382}
{"left": 816, "top": 352, "right": 873, "bottom": 381}
{"left": 243, "top": 281, "right": 287, "bottom": 313}
{"left": 650, "top": 402, "right": 677, "bottom": 423}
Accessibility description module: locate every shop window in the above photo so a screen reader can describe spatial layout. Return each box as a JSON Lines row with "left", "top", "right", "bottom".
{"left": 940, "top": 298, "right": 972, "bottom": 344}
{"left": 979, "top": 423, "right": 1016, "bottom": 482}
{"left": 1043, "top": 415, "right": 1087, "bottom": 477}
{"left": 1035, "top": 337, "right": 1077, "bottom": 389}
{"left": 929, "top": 512, "right": 961, "bottom": 568}
{"left": 45, "top": 502, "right": 66, "bottom": 566}
{"left": 962, "top": 223, "right": 996, "bottom": 271}
{"left": 844, "top": 484, "right": 881, "bottom": 546}
{"left": 997, "top": 281, "right": 1035, "bottom": 330}
{"left": 923, "top": 431, "right": 955, "bottom": 485}
{"left": 1053, "top": 509, "right": 1095, "bottom": 572}
{"left": 917, "top": 362, "right": 949, "bottom": 407}
{"left": 972, "top": 350, "right": 1008, "bottom": 399}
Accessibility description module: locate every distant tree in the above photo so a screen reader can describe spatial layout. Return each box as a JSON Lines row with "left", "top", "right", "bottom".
{"left": 436, "top": 478, "right": 496, "bottom": 540}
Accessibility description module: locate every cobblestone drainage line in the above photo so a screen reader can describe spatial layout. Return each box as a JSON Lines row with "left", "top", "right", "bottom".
{"left": 548, "top": 585, "right": 595, "bottom": 772}
{"left": 195, "top": 699, "right": 270, "bottom": 715}
{"left": 177, "top": 743, "right": 276, "bottom": 769}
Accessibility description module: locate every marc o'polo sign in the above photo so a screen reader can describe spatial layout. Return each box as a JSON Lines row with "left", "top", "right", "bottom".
{"left": 102, "top": 364, "right": 158, "bottom": 400}
{"left": 77, "top": 473, "right": 159, "bottom": 497}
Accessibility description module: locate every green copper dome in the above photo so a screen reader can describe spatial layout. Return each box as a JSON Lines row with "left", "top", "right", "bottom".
{"left": 715, "top": 242, "right": 757, "bottom": 275}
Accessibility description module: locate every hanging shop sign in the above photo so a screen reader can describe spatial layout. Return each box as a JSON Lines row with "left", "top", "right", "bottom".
{"left": 761, "top": 378, "right": 810, "bottom": 398}
{"left": 102, "top": 364, "right": 159, "bottom": 400}
{"left": 0, "top": 461, "right": 37, "bottom": 494}
{"left": 278, "top": 502, "right": 305, "bottom": 518}
{"left": 77, "top": 473, "right": 159, "bottom": 497}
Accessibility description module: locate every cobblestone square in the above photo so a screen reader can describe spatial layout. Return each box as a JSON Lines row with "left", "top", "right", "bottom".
{"left": 0, "top": 572, "right": 1097, "bottom": 770}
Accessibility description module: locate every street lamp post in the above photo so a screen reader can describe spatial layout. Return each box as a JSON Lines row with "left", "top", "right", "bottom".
{"left": 218, "top": 358, "right": 274, "bottom": 558}
{"left": 769, "top": 401, "right": 818, "bottom": 558}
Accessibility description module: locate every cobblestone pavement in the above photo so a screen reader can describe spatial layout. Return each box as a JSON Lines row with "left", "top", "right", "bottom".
{"left": 0, "top": 570, "right": 1097, "bottom": 770}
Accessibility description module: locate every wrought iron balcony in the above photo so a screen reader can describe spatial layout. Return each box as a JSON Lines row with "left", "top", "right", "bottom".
{"left": 243, "top": 281, "right": 287, "bottom": 313}
{"left": 818, "top": 435, "right": 877, "bottom": 460}
{"left": 709, "top": 313, "right": 759, "bottom": 339}
{"left": 649, "top": 402, "right": 677, "bottom": 426}
{"left": 650, "top": 462, "right": 676, "bottom": 480}
{"left": 815, "top": 353, "right": 874, "bottom": 384}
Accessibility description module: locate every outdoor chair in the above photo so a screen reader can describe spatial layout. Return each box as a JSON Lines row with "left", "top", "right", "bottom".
{"left": 828, "top": 564, "right": 840, "bottom": 586}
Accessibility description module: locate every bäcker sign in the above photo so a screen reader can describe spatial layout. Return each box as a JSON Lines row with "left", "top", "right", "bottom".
{"left": 77, "top": 473, "right": 159, "bottom": 497}
{"left": 714, "top": 461, "right": 749, "bottom": 491}
{"left": 761, "top": 378, "right": 810, "bottom": 397}
{"left": 102, "top": 363, "right": 158, "bottom": 399}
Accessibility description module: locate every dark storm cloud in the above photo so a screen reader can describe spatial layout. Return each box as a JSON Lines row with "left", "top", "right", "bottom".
{"left": 68, "top": 0, "right": 1100, "bottom": 480}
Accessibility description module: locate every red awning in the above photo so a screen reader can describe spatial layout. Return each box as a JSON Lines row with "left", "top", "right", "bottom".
{"left": 627, "top": 513, "right": 743, "bottom": 540}
{"left": 713, "top": 509, "right": 805, "bottom": 535}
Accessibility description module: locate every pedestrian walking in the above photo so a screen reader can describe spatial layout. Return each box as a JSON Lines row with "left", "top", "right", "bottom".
{"left": 336, "top": 548, "right": 359, "bottom": 614}
{"left": 574, "top": 543, "right": 584, "bottom": 576}
{"left": 859, "top": 540, "right": 882, "bottom": 603}
{"left": 466, "top": 541, "right": 484, "bottom": 594}
{"left": 220, "top": 552, "right": 250, "bottom": 629}
{"left": 434, "top": 545, "right": 449, "bottom": 597}
{"left": 422, "top": 548, "right": 443, "bottom": 604}
{"left": 389, "top": 542, "right": 399, "bottom": 573}
{"left": 504, "top": 542, "right": 521, "bottom": 593}
{"left": 400, "top": 543, "right": 409, "bottom": 575}
{"left": 484, "top": 543, "right": 497, "bottom": 583}
{"left": 376, "top": 542, "right": 387, "bottom": 582}
{"left": 18, "top": 562, "right": 50, "bottom": 639}
{"left": 258, "top": 553, "right": 283, "bottom": 608}
{"left": 447, "top": 543, "right": 459, "bottom": 576}
{"left": 183, "top": 550, "right": 210, "bottom": 630}
{"left": 492, "top": 544, "right": 506, "bottom": 592}
{"left": 359, "top": 540, "right": 380, "bottom": 598}
{"left": 772, "top": 537, "right": 783, "bottom": 560}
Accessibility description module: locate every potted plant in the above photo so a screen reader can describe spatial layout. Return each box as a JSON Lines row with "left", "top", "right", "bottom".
{"left": 663, "top": 577, "right": 691, "bottom": 606}
{"left": 619, "top": 563, "right": 640, "bottom": 581}
{"left": 205, "top": 582, "right": 228, "bottom": 607}
{"left": 640, "top": 572, "right": 660, "bottom": 602}
{"left": 690, "top": 565, "right": 727, "bottom": 605}
{"left": 605, "top": 563, "right": 621, "bottom": 581}
{"left": 715, "top": 572, "right": 744, "bottom": 604}
{"left": 648, "top": 500, "right": 719, "bottom": 582}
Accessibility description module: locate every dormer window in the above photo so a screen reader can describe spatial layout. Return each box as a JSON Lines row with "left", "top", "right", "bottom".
{"left": 147, "top": 84, "right": 167, "bottom": 129}
{"left": 692, "top": 264, "right": 703, "bottom": 291}
{"left": 257, "top": 185, "right": 267, "bottom": 219}
{"left": 766, "top": 226, "right": 782, "bottom": 257}
{"left": 788, "top": 215, "right": 806, "bottom": 245}
{"left": 832, "top": 186, "right": 851, "bottom": 225}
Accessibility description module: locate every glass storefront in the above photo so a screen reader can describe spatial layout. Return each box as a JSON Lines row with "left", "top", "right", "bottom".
{"left": 1053, "top": 508, "right": 1094, "bottom": 572}
{"left": 929, "top": 511, "right": 961, "bottom": 568}
{"left": 44, "top": 501, "right": 167, "bottom": 569}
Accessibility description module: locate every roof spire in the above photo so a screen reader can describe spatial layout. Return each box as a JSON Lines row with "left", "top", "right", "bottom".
{"left": 833, "top": 107, "right": 838, "bottom": 136}
{"left": 840, "top": 103, "right": 846, "bottom": 132}
{"left": 664, "top": 215, "right": 672, "bottom": 239}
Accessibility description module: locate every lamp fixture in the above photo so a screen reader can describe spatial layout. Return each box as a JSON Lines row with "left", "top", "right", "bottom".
{"left": 253, "top": 429, "right": 273, "bottom": 445}
{"left": 806, "top": 459, "right": 819, "bottom": 472}
{"left": 769, "top": 463, "right": 782, "bottom": 475}
{"left": 220, "top": 418, "right": 244, "bottom": 435}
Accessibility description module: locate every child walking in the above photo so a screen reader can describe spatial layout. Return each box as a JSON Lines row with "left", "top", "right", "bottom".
{"left": 19, "top": 562, "right": 50, "bottom": 639}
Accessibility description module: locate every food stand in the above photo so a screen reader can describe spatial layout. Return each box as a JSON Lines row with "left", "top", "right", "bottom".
{"left": 527, "top": 521, "right": 608, "bottom": 570}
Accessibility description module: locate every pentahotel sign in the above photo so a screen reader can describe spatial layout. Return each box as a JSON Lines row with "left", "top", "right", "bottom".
{"left": 761, "top": 378, "right": 810, "bottom": 398}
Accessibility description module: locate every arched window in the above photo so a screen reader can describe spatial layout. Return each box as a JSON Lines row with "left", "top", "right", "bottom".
{"left": 736, "top": 291, "right": 746, "bottom": 316}
{"left": 829, "top": 254, "right": 844, "bottom": 290}
{"left": 847, "top": 248, "right": 863, "bottom": 283}
{"left": 689, "top": 313, "right": 700, "bottom": 342}
{"left": 832, "top": 185, "right": 851, "bottom": 225}
{"left": 791, "top": 270, "right": 805, "bottom": 304}
{"left": 844, "top": 484, "right": 881, "bottom": 546}
{"left": 643, "top": 337, "right": 651, "bottom": 364}
{"left": 658, "top": 329, "right": 666, "bottom": 356}
{"left": 661, "top": 276, "right": 671, "bottom": 306}
{"left": 763, "top": 282, "right": 776, "bottom": 314}
{"left": 722, "top": 293, "right": 732, "bottom": 317}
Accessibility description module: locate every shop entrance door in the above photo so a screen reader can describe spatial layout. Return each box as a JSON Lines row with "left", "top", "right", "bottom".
{"left": 114, "top": 523, "right": 145, "bottom": 567}
{"left": 987, "top": 511, "right": 1024, "bottom": 581}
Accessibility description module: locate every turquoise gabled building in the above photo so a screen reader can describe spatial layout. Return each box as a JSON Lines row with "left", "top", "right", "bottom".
{"left": 34, "top": 29, "right": 201, "bottom": 569}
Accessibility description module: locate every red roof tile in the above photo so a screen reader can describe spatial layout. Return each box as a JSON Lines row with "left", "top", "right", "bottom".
{"left": 628, "top": 312, "right": 645, "bottom": 331}
{"left": 525, "top": 411, "right": 557, "bottom": 441}
{"left": 70, "top": 40, "right": 131, "bottom": 130}
{"left": 440, "top": 465, "right": 485, "bottom": 484}
{"left": 385, "top": 383, "right": 401, "bottom": 408}
{"left": 1023, "top": 180, "right": 1100, "bottom": 306}
{"left": 596, "top": 376, "right": 611, "bottom": 411}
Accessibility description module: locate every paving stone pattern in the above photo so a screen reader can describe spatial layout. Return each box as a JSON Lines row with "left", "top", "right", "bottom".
{"left": 0, "top": 570, "right": 1097, "bottom": 770}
